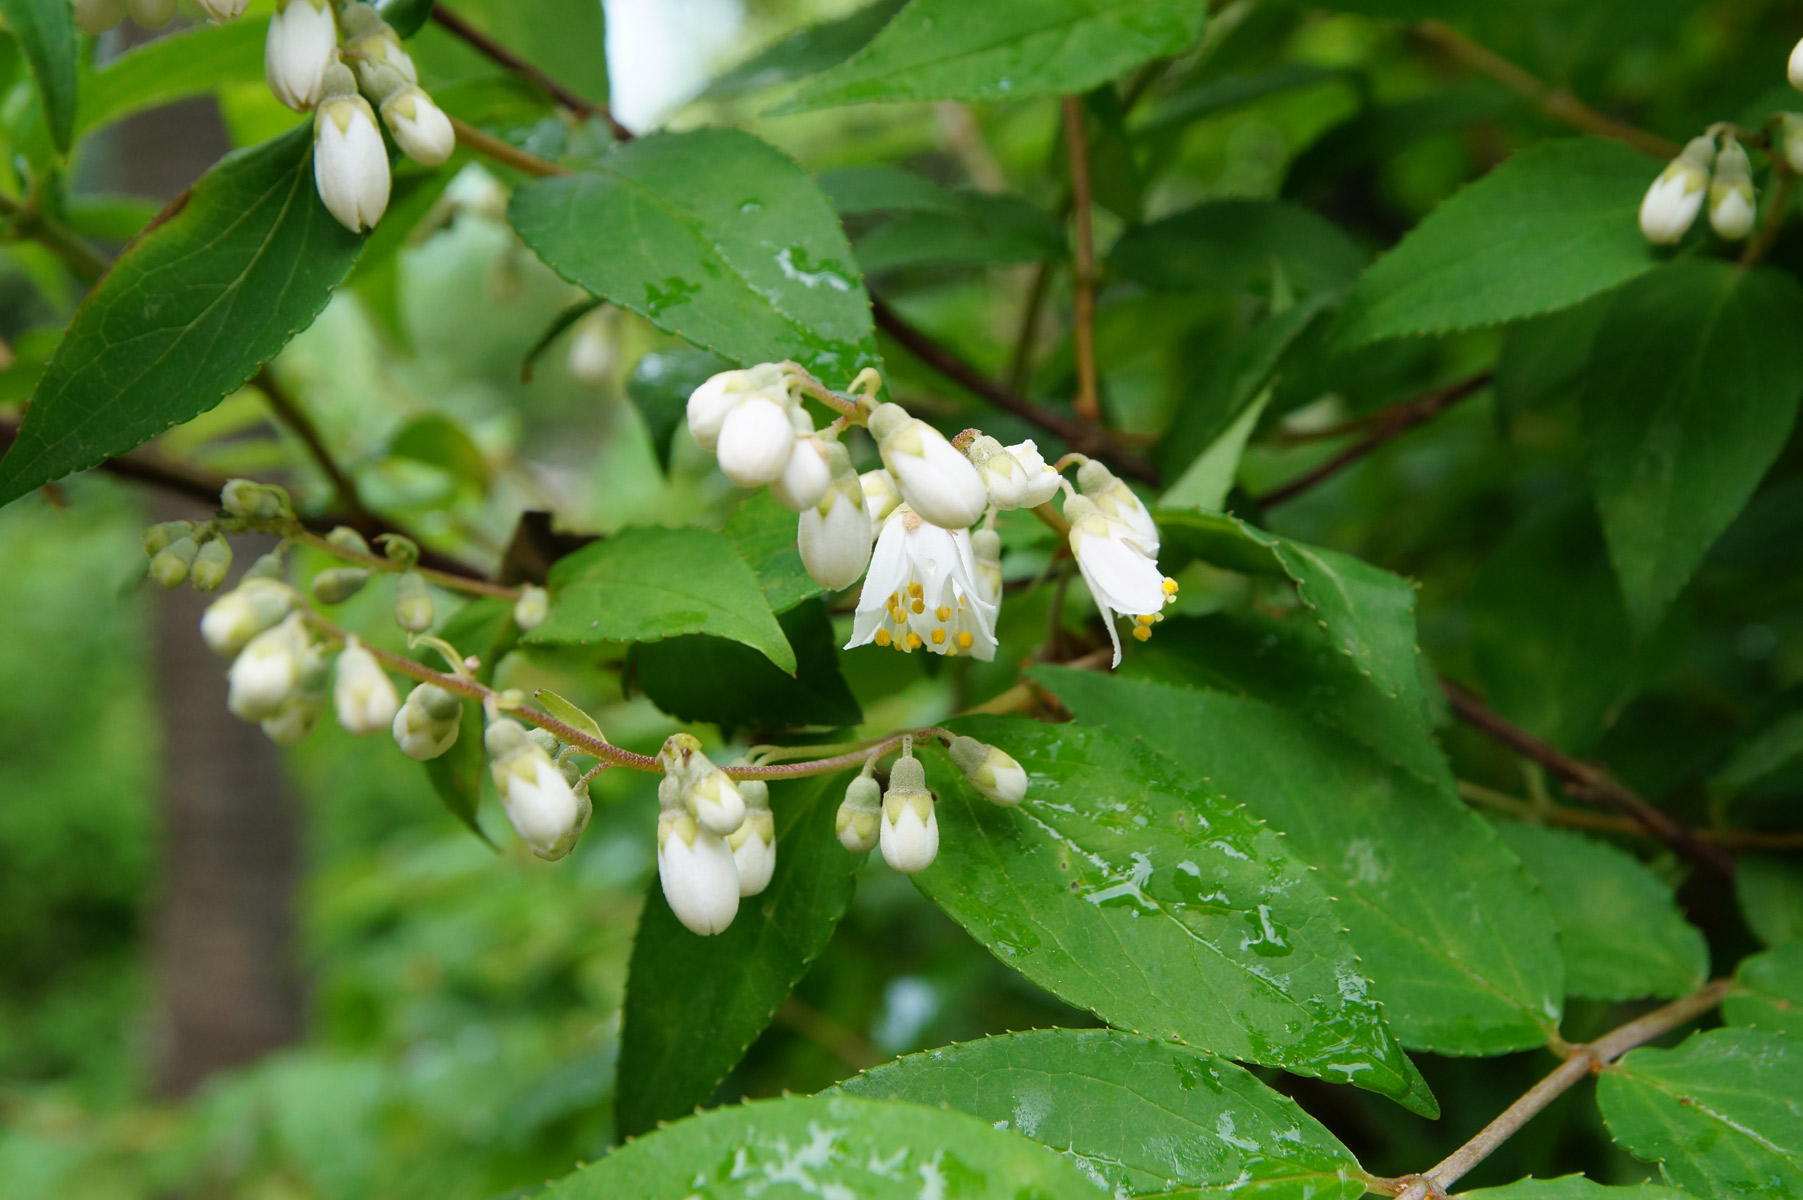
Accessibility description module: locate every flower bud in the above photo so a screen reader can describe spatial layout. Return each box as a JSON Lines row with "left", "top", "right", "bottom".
{"left": 800, "top": 452, "right": 874, "bottom": 591}
{"left": 880, "top": 754, "right": 939, "bottom": 874}
{"left": 1790, "top": 36, "right": 1803, "bottom": 91}
{"left": 333, "top": 641, "right": 399, "bottom": 736}
{"left": 971, "top": 528, "right": 1002, "bottom": 606}
{"left": 190, "top": 538, "right": 232, "bottom": 592}
{"left": 392, "top": 682, "right": 462, "bottom": 760}
{"left": 143, "top": 520, "right": 195, "bottom": 558}
{"left": 836, "top": 774, "right": 882, "bottom": 853}
{"left": 266, "top": 0, "right": 338, "bottom": 112}
{"left": 947, "top": 736, "right": 1028, "bottom": 806}
{"left": 381, "top": 86, "right": 454, "bottom": 166}
{"left": 228, "top": 614, "right": 318, "bottom": 722}
{"left": 488, "top": 718, "right": 584, "bottom": 859}
{"left": 966, "top": 435, "right": 1030, "bottom": 510}
{"left": 513, "top": 584, "right": 549, "bottom": 631}
{"left": 326, "top": 525, "right": 371, "bottom": 555}
{"left": 312, "top": 567, "right": 372, "bottom": 604}
{"left": 861, "top": 468, "right": 902, "bottom": 525}
{"left": 1077, "top": 459, "right": 1159, "bottom": 551}
{"left": 769, "top": 436, "right": 834, "bottom": 512}
{"left": 1639, "top": 134, "right": 1714, "bottom": 245}
{"left": 869, "top": 403, "right": 988, "bottom": 530}
{"left": 193, "top": 0, "right": 248, "bottom": 22}
{"left": 658, "top": 733, "right": 746, "bottom": 837}
{"left": 657, "top": 795, "right": 740, "bottom": 936}
{"left": 314, "top": 79, "right": 391, "bottom": 233}
{"left": 566, "top": 312, "right": 613, "bottom": 384}
{"left": 727, "top": 778, "right": 776, "bottom": 897}
{"left": 221, "top": 478, "right": 291, "bottom": 522}
{"left": 201, "top": 578, "right": 294, "bottom": 656}
{"left": 150, "top": 537, "right": 199, "bottom": 589}
{"left": 125, "top": 0, "right": 175, "bottom": 27}
{"left": 715, "top": 394, "right": 797, "bottom": 488}
{"left": 394, "top": 571, "right": 435, "bottom": 633}
{"left": 340, "top": 5, "right": 417, "bottom": 85}
{"left": 74, "top": 0, "right": 126, "bottom": 34}
{"left": 262, "top": 693, "right": 324, "bottom": 746}
{"left": 686, "top": 367, "right": 774, "bottom": 451}
{"left": 1780, "top": 114, "right": 1803, "bottom": 176}
{"left": 1007, "top": 439, "right": 1064, "bottom": 508}
{"left": 1709, "top": 136, "right": 1756, "bottom": 241}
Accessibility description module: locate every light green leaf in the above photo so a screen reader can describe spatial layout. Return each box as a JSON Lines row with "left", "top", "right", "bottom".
{"left": 775, "top": 0, "right": 1207, "bottom": 114}
{"left": 1335, "top": 139, "right": 1658, "bottom": 346}
{"left": 549, "top": 1094, "right": 1104, "bottom": 1199}
{"left": 1598, "top": 1029, "right": 1803, "bottom": 1198}
{"left": 1725, "top": 940, "right": 1803, "bottom": 1038}
{"left": 0, "top": 125, "right": 364, "bottom": 510}
{"left": 1498, "top": 824, "right": 1707, "bottom": 1001}
{"left": 1, "top": 0, "right": 78, "bottom": 153}
{"left": 1581, "top": 261, "right": 1803, "bottom": 630}
{"left": 385, "top": 413, "right": 489, "bottom": 491}
{"left": 509, "top": 128, "right": 879, "bottom": 388}
{"left": 1738, "top": 857, "right": 1803, "bottom": 948}
{"left": 1462, "top": 1177, "right": 1689, "bottom": 1200}
{"left": 530, "top": 526, "right": 796, "bottom": 673}
{"left": 616, "top": 773, "right": 861, "bottom": 1137}
{"left": 1037, "top": 668, "right": 1564, "bottom": 1056}
{"left": 1111, "top": 201, "right": 1371, "bottom": 296}
{"left": 1160, "top": 388, "right": 1270, "bottom": 512}
{"left": 708, "top": 0, "right": 908, "bottom": 97}
{"left": 839, "top": 1029, "right": 1367, "bottom": 1200}
{"left": 427, "top": 0, "right": 608, "bottom": 105}
{"left": 533, "top": 688, "right": 604, "bottom": 744}
{"left": 78, "top": 16, "right": 266, "bottom": 141}
{"left": 918, "top": 716, "right": 1436, "bottom": 1114}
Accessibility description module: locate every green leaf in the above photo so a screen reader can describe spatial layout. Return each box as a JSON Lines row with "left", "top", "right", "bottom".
{"left": 1, "top": 0, "right": 78, "bottom": 154}
{"left": 424, "top": 0, "right": 608, "bottom": 103}
{"left": 852, "top": 193, "right": 1066, "bottom": 272}
{"left": 414, "top": 596, "right": 516, "bottom": 844}
{"left": 1581, "top": 261, "right": 1803, "bottom": 630}
{"left": 529, "top": 526, "right": 796, "bottom": 673}
{"left": 1159, "top": 387, "right": 1270, "bottom": 512}
{"left": 546, "top": 1094, "right": 1105, "bottom": 1199}
{"left": 627, "top": 346, "right": 734, "bottom": 472}
{"left": 1725, "top": 940, "right": 1803, "bottom": 1038}
{"left": 1598, "top": 1029, "right": 1803, "bottom": 1198}
{"left": 839, "top": 1029, "right": 1367, "bottom": 1200}
{"left": 509, "top": 128, "right": 878, "bottom": 388}
{"left": 615, "top": 773, "right": 860, "bottom": 1136}
{"left": 0, "top": 125, "right": 364, "bottom": 509}
{"left": 1036, "top": 668, "right": 1564, "bottom": 1056}
{"left": 632, "top": 600, "right": 861, "bottom": 734}
{"left": 77, "top": 16, "right": 265, "bottom": 141}
{"left": 1738, "top": 857, "right": 1803, "bottom": 948}
{"left": 1716, "top": 709, "right": 1803, "bottom": 790}
{"left": 385, "top": 414, "right": 490, "bottom": 491}
{"left": 775, "top": 0, "right": 1207, "bottom": 114}
{"left": 533, "top": 688, "right": 604, "bottom": 744}
{"left": 918, "top": 716, "right": 1436, "bottom": 1114}
{"left": 1334, "top": 139, "right": 1658, "bottom": 346}
{"left": 707, "top": 0, "right": 908, "bottom": 97}
{"left": 726, "top": 491, "right": 828, "bottom": 615}
{"left": 1462, "top": 1177, "right": 1689, "bottom": 1200}
{"left": 1497, "top": 824, "right": 1707, "bottom": 1001}
{"left": 1111, "top": 201, "right": 1371, "bottom": 296}
{"left": 377, "top": 0, "right": 435, "bottom": 36}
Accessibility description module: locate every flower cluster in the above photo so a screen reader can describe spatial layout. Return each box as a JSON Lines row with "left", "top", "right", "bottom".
{"left": 79, "top": 0, "right": 453, "bottom": 234}
{"left": 686, "top": 364, "right": 1178, "bottom": 668}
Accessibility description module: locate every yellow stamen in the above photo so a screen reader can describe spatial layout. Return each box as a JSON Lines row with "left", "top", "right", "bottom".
{"left": 908, "top": 582, "right": 923, "bottom": 598}
{"left": 906, "top": 631, "right": 922, "bottom": 649}
{"left": 930, "top": 628, "right": 946, "bottom": 645}
{"left": 1162, "top": 577, "right": 1179, "bottom": 596}
{"left": 875, "top": 628, "right": 892, "bottom": 647}
{"left": 1132, "top": 625, "right": 1153, "bottom": 642}
{"left": 910, "top": 598, "right": 925, "bottom": 614}
{"left": 956, "top": 631, "right": 973, "bottom": 649}
{"left": 935, "top": 605, "right": 952, "bottom": 622}
{"left": 1135, "top": 614, "right": 1155, "bottom": 627}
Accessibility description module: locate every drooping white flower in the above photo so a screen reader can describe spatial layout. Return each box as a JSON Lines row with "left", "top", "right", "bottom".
{"left": 1709, "top": 136, "right": 1756, "bottom": 241}
{"left": 392, "top": 682, "right": 463, "bottom": 760}
{"left": 228, "top": 615, "right": 321, "bottom": 722}
{"left": 727, "top": 778, "right": 776, "bottom": 897}
{"left": 1006, "top": 439, "right": 1065, "bottom": 508}
{"left": 799, "top": 447, "right": 874, "bottom": 590}
{"left": 1078, "top": 459, "right": 1159, "bottom": 552}
{"left": 333, "top": 641, "right": 399, "bottom": 736}
{"left": 314, "top": 82, "right": 391, "bottom": 232}
{"left": 659, "top": 733, "right": 746, "bottom": 837}
{"left": 836, "top": 774, "right": 882, "bottom": 853}
{"left": 861, "top": 468, "right": 902, "bottom": 525}
{"left": 380, "top": 86, "right": 455, "bottom": 166}
{"left": 125, "top": 0, "right": 175, "bottom": 27}
{"left": 868, "top": 403, "right": 988, "bottom": 530}
{"left": 948, "top": 736, "right": 1028, "bottom": 806}
{"left": 847, "top": 508, "right": 998, "bottom": 661}
{"left": 266, "top": 0, "right": 338, "bottom": 110}
{"left": 715, "top": 393, "right": 798, "bottom": 488}
{"left": 1065, "top": 494, "right": 1178, "bottom": 668}
{"left": 769, "top": 435, "right": 834, "bottom": 512}
{"left": 657, "top": 776, "right": 739, "bottom": 935}
{"left": 1790, "top": 36, "right": 1803, "bottom": 90}
{"left": 966, "top": 435, "right": 1030, "bottom": 510}
{"left": 880, "top": 755, "right": 938, "bottom": 874}
{"left": 201, "top": 578, "right": 294, "bottom": 656}
{"left": 488, "top": 719, "right": 584, "bottom": 859}
{"left": 194, "top": 0, "right": 248, "bottom": 22}
{"left": 74, "top": 0, "right": 126, "bottom": 35}
{"left": 1639, "top": 134, "right": 1715, "bottom": 245}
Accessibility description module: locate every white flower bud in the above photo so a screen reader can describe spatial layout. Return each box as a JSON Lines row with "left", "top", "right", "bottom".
{"left": 880, "top": 755, "right": 939, "bottom": 874}
{"left": 658, "top": 733, "right": 745, "bottom": 836}
{"left": 1709, "top": 137, "right": 1756, "bottom": 241}
{"left": 658, "top": 804, "right": 740, "bottom": 936}
{"left": 266, "top": 0, "right": 338, "bottom": 111}
{"left": 566, "top": 312, "right": 613, "bottom": 384}
{"left": 1077, "top": 459, "right": 1159, "bottom": 551}
{"left": 686, "top": 368, "right": 769, "bottom": 451}
{"left": 312, "top": 567, "right": 371, "bottom": 604}
{"left": 971, "top": 528, "right": 1002, "bottom": 606}
{"left": 727, "top": 778, "right": 776, "bottom": 897}
{"left": 190, "top": 538, "right": 232, "bottom": 592}
{"left": 125, "top": 0, "right": 175, "bottom": 27}
{"left": 1780, "top": 114, "right": 1803, "bottom": 176}
{"left": 715, "top": 394, "right": 797, "bottom": 488}
{"left": 948, "top": 736, "right": 1028, "bottom": 805}
{"left": 193, "top": 0, "right": 248, "bottom": 22}
{"left": 1006, "top": 439, "right": 1065, "bottom": 508}
{"left": 800, "top": 458, "right": 875, "bottom": 591}
{"left": 340, "top": 4, "right": 417, "bottom": 86}
{"left": 1790, "top": 36, "right": 1803, "bottom": 91}
{"left": 488, "top": 720, "right": 583, "bottom": 859}
{"left": 314, "top": 89, "right": 390, "bottom": 233}
{"left": 381, "top": 86, "right": 454, "bottom": 166}
{"left": 861, "top": 469, "right": 902, "bottom": 525}
{"left": 221, "top": 478, "right": 291, "bottom": 521}
{"left": 262, "top": 693, "right": 324, "bottom": 746}
{"left": 394, "top": 571, "right": 435, "bottom": 633}
{"left": 1639, "top": 134, "right": 1714, "bottom": 245}
{"left": 836, "top": 774, "right": 882, "bottom": 853}
{"left": 770, "top": 436, "right": 834, "bottom": 512}
{"left": 74, "top": 0, "right": 126, "bottom": 35}
{"left": 202, "top": 578, "right": 294, "bottom": 656}
{"left": 333, "top": 642, "right": 399, "bottom": 736}
{"left": 392, "top": 682, "right": 462, "bottom": 760}
{"left": 869, "top": 403, "right": 988, "bottom": 530}
{"left": 150, "top": 537, "right": 199, "bottom": 589}
{"left": 228, "top": 614, "right": 318, "bottom": 722}
{"left": 513, "top": 584, "right": 549, "bottom": 631}
{"left": 966, "top": 435, "right": 1030, "bottom": 510}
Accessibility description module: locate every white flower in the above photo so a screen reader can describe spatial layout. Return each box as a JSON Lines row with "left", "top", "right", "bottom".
{"left": 1639, "top": 135, "right": 1714, "bottom": 245}
{"left": 392, "top": 682, "right": 463, "bottom": 760}
{"left": 966, "top": 435, "right": 1030, "bottom": 510}
{"left": 770, "top": 436, "right": 833, "bottom": 512}
{"left": 658, "top": 781, "right": 740, "bottom": 935}
{"left": 1078, "top": 460, "right": 1159, "bottom": 551}
{"left": 869, "top": 403, "right": 988, "bottom": 530}
{"left": 266, "top": 0, "right": 338, "bottom": 111}
{"left": 948, "top": 736, "right": 1027, "bottom": 806}
{"left": 201, "top": 578, "right": 294, "bottom": 656}
{"left": 880, "top": 756, "right": 938, "bottom": 874}
{"left": 836, "top": 774, "right": 882, "bottom": 853}
{"left": 74, "top": 0, "right": 126, "bottom": 35}
{"left": 333, "top": 641, "right": 399, "bottom": 736}
{"left": 314, "top": 91, "right": 390, "bottom": 232}
{"left": 488, "top": 720, "right": 583, "bottom": 859}
{"left": 727, "top": 779, "right": 776, "bottom": 897}
{"left": 262, "top": 693, "right": 324, "bottom": 746}
{"left": 194, "top": 0, "right": 247, "bottom": 21}
{"left": 861, "top": 469, "right": 902, "bottom": 524}
{"left": 1065, "top": 495, "right": 1178, "bottom": 668}
{"left": 125, "top": 0, "right": 175, "bottom": 27}
{"left": 715, "top": 393, "right": 798, "bottom": 488}
{"left": 686, "top": 367, "right": 780, "bottom": 450}
{"left": 799, "top": 450, "right": 874, "bottom": 590}
{"left": 1791, "top": 36, "right": 1803, "bottom": 90}
{"left": 513, "top": 584, "right": 549, "bottom": 631}
{"left": 1709, "top": 137, "right": 1756, "bottom": 241}
{"left": 228, "top": 615, "right": 318, "bottom": 722}
{"left": 659, "top": 733, "right": 746, "bottom": 837}
{"left": 848, "top": 508, "right": 998, "bottom": 661}
{"left": 1007, "top": 439, "right": 1065, "bottom": 508}
{"left": 381, "top": 86, "right": 454, "bottom": 166}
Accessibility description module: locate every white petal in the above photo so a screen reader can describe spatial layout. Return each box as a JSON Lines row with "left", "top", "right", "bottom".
{"left": 1639, "top": 171, "right": 1704, "bottom": 245}
{"left": 715, "top": 395, "right": 794, "bottom": 487}
{"left": 769, "top": 437, "right": 833, "bottom": 511}
{"left": 659, "top": 830, "right": 740, "bottom": 935}
{"left": 884, "top": 425, "right": 987, "bottom": 529}
{"left": 881, "top": 802, "right": 939, "bottom": 874}
{"left": 799, "top": 486, "right": 873, "bottom": 590}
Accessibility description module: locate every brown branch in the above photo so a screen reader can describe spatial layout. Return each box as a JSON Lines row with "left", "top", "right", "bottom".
{"left": 1254, "top": 372, "right": 1493, "bottom": 508}
{"left": 1458, "top": 780, "right": 1803, "bottom": 851}
{"left": 1060, "top": 96, "right": 1101, "bottom": 422}
{"left": 1740, "top": 161, "right": 1796, "bottom": 270}
{"left": 256, "top": 368, "right": 363, "bottom": 514}
{"left": 1411, "top": 20, "right": 1680, "bottom": 160}
{"left": 1442, "top": 679, "right": 1737, "bottom": 878}
{"left": 869, "top": 296, "right": 1161, "bottom": 485}
{"left": 449, "top": 116, "right": 571, "bottom": 178}
{"left": 430, "top": 5, "right": 634, "bottom": 142}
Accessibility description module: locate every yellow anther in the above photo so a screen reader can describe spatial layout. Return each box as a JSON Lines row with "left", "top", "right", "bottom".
{"left": 910, "top": 598, "right": 925, "bottom": 614}
{"left": 875, "top": 628, "right": 892, "bottom": 647}
{"left": 1132, "top": 625, "right": 1153, "bottom": 642}
{"left": 1135, "top": 614, "right": 1155, "bottom": 627}
{"left": 930, "top": 628, "right": 946, "bottom": 645}
{"left": 1162, "top": 577, "right": 1179, "bottom": 595}
{"left": 935, "top": 605, "right": 952, "bottom": 622}
{"left": 889, "top": 605, "right": 904, "bottom": 624}
{"left": 908, "top": 582, "right": 923, "bottom": 598}
{"left": 888, "top": 591, "right": 899, "bottom": 606}
{"left": 956, "top": 631, "right": 973, "bottom": 649}
{"left": 906, "top": 631, "right": 922, "bottom": 649}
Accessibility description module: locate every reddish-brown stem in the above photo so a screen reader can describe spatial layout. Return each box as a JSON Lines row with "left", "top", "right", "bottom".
{"left": 1458, "top": 780, "right": 1803, "bottom": 850}
{"left": 1060, "top": 96, "right": 1101, "bottom": 422}
{"left": 430, "top": 5, "right": 635, "bottom": 141}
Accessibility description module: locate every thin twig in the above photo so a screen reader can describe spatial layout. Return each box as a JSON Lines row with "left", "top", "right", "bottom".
{"left": 1411, "top": 21, "right": 1680, "bottom": 160}
{"left": 430, "top": 5, "right": 634, "bottom": 141}
{"left": 1740, "top": 162, "right": 1796, "bottom": 270}
{"left": 0, "top": 190, "right": 111, "bottom": 281}
{"left": 1442, "top": 679, "right": 1737, "bottom": 877}
{"left": 1254, "top": 372, "right": 1493, "bottom": 508}
{"left": 256, "top": 368, "right": 364, "bottom": 514}
{"left": 449, "top": 116, "right": 571, "bottom": 178}
{"left": 1007, "top": 261, "right": 1056, "bottom": 395}
{"left": 1060, "top": 96, "right": 1101, "bottom": 422}
{"left": 1458, "top": 779, "right": 1803, "bottom": 851}
{"left": 288, "top": 528, "right": 520, "bottom": 601}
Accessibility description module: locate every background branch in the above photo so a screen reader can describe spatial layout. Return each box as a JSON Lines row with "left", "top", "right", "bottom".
{"left": 1060, "top": 96, "right": 1101, "bottom": 422}
{"left": 430, "top": 4, "right": 634, "bottom": 141}
{"left": 1458, "top": 779, "right": 1803, "bottom": 851}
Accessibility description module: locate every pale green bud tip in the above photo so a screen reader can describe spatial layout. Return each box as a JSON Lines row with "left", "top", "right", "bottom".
{"left": 867, "top": 402, "right": 911, "bottom": 444}
{"left": 320, "top": 62, "right": 358, "bottom": 99}
{"left": 1075, "top": 459, "right": 1116, "bottom": 494}
{"left": 527, "top": 728, "right": 560, "bottom": 756}
{"left": 325, "top": 525, "right": 372, "bottom": 555}
{"left": 312, "top": 567, "right": 372, "bottom": 604}
{"left": 484, "top": 718, "right": 532, "bottom": 761}
{"left": 394, "top": 572, "right": 434, "bottom": 632}
{"left": 887, "top": 753, "right": 927, "bottom": 795}
{"left": 244, "top": 552, "right": 286, "bottom": 581}
{"left": 143, "top": 520, "right": 194, "bottom": 557}
{"left": 737, "top": 777, "right": 771, "bottom": 811}
{"left": 948, "top": 736, "right": 1028, "bottom": 805}
{"left": 151, "top": 537, "right": 200, "bottom": 588}
{"left": 190, "top": 539, "right": 233, "bottom": 592}
{"left": 221, "top": 478, "right": 291, "bottom": 521}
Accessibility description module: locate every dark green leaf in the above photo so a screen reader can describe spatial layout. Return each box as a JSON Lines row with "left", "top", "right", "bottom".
{"left": 627, "top": 346, "right": 733, "bottom": 472}
{"left": 509, "top": 128, "right": 878, "bottom": 388}
{"left": 1725, "top": 940, "right": 1803, "bottom": 1037}
{"left": 1462, "top": 1178, "right": 1689, "bottom": 1200}
{"left": 530, "top": 526, "right": 796, "bottom": 673}
{"left": 1716, "top": 709, "right": 1803, "bottom": 790}
{"left": 1285, "top": 82, "right": 1516, "bottom": 200}
{"left": 839, "top": 1029, "right": 1367, "bottom": 1200}
{"left": 775, "top": 0, "right": 1207, "bottom": 114}
{"left": 0, "top": 125, "right": 364, "bottom": 509}
{"left": 706, "top": 0, "right": 908, "bottom": 97}
{"left": 377, "top": 0, "right": 437, "bottom": 38}
{"left": 1138, "top": 63, "right": 1343, "bottom": 132}
{"left": 1, "top": 0, "right": 78, "bottom": 153}
{"left": 1738, "top": 857, "right": 1803, "bottom": 948}
{"left": 1111, "top": 201, "right": 1371, "bottom": 296}
{"left": 1335, "top": 139, "right": 1658, "bottom": 346}
{"left": 547, "top": 1094, "right": 1105, "bottom": 1199}
{"left": 615, "top": 773, "right": 860, "bottom": 1136}
{"left": 632, "top": 601, "right": 861, "bottom": 734}
{"left": 1581, "top": 261, "right": 1803, "bottom": 630}
{"left": 919, "top": 716, "right": 1435, "bottom": 1114}
{"left": 725, "top": 491, "right": 828, "bottom": 615}
{"left": 1494, "top": 299, "right": 1609, "bottom": 421}
{"left": 1598, "top": 1029, "right": 1803, "bottom": 1197}
{"left": 1037, "top": 668, "right": 1564, "bottom": 1056}
{"left": 1498, "top": 824, "right": 1707, "bottom": 1001}
{"left": 853, "top": 194, "right": 1066, "bottom": 272}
